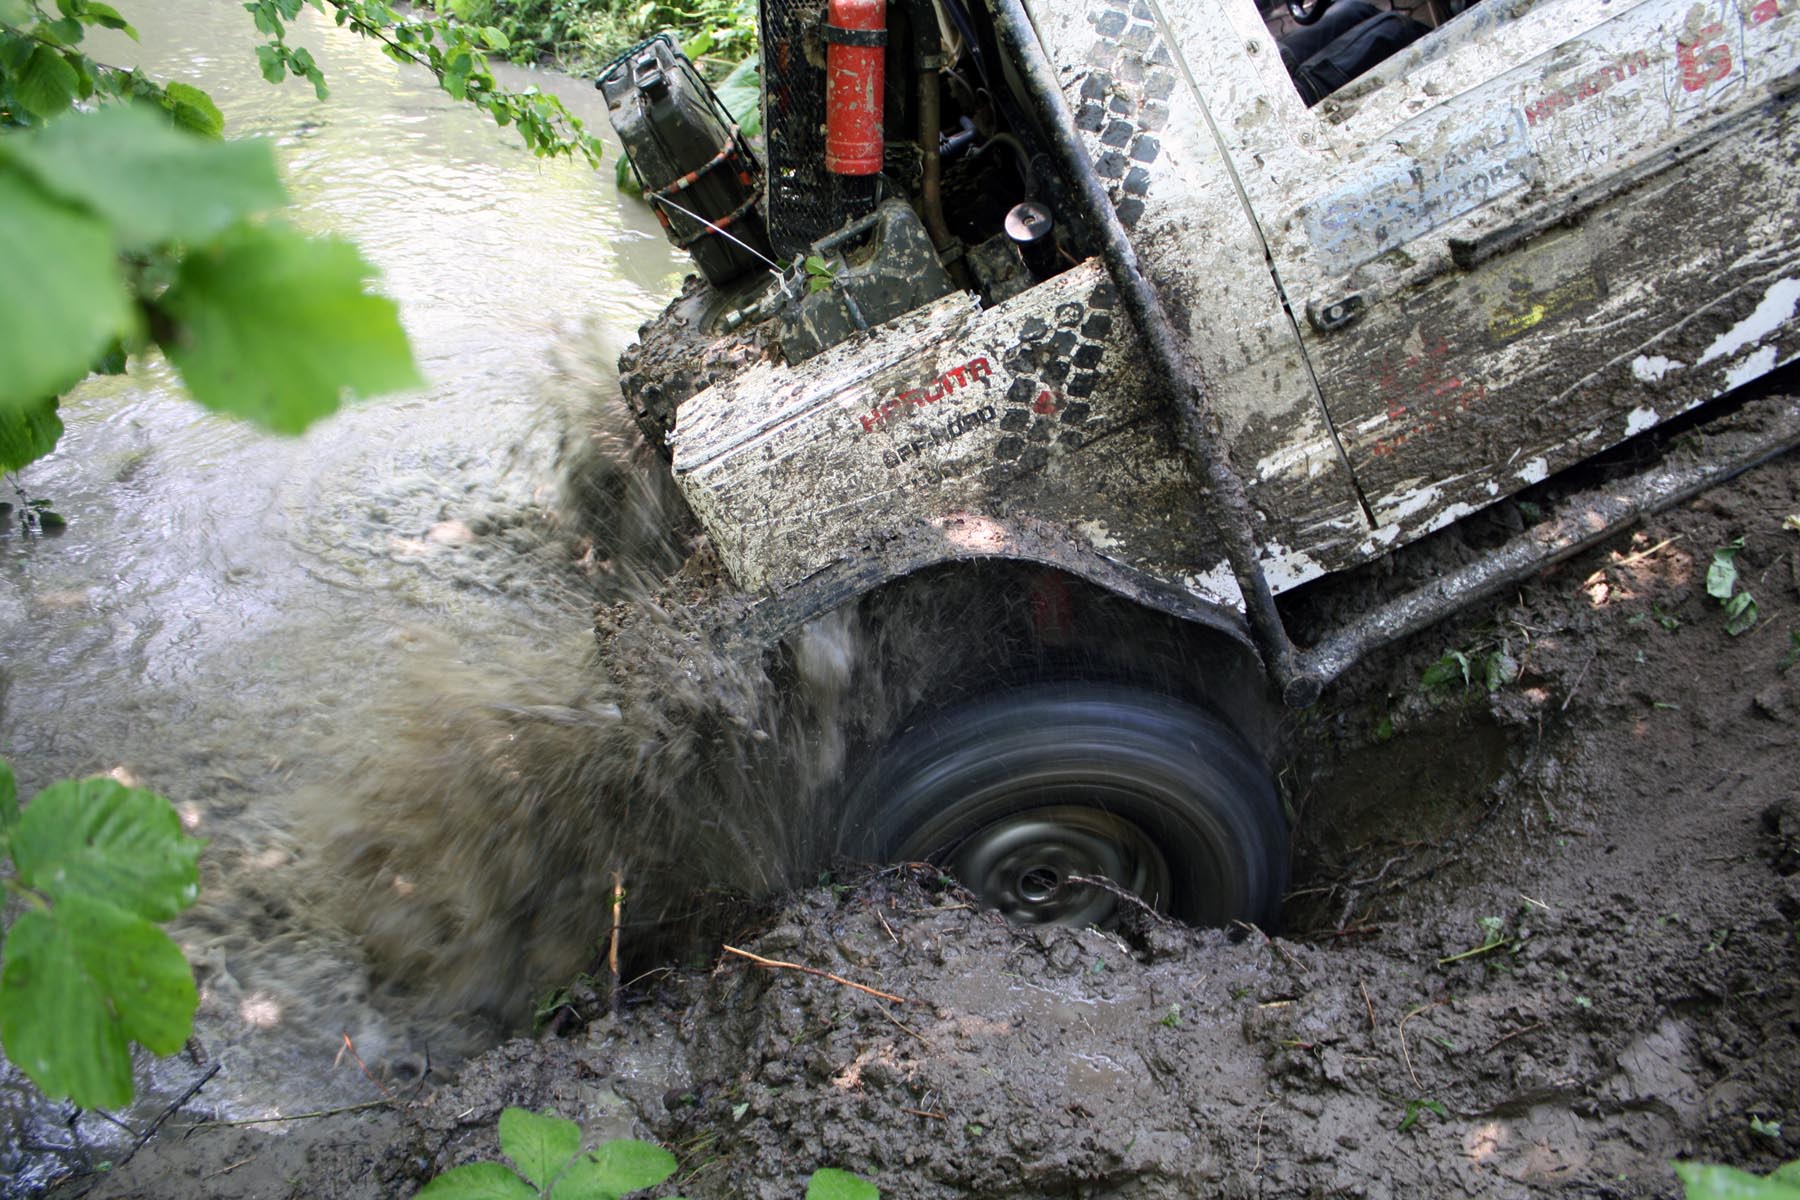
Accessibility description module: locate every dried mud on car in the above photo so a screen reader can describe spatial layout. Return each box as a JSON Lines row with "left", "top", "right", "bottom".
{"left": 62, "top": 446, "right": 1800, "bottom": 1200}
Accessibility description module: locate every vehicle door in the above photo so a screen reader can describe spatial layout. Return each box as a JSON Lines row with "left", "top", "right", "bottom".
{"left": 1161, "top": 0, "right": 1800, "bottom": 547}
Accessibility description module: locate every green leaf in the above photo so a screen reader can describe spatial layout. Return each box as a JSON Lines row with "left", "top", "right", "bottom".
{"left": 1674, "top": 1162, "right": 1800, "bottom": 1200}
{"left": 1723, "top": 590, "right": 1758, "bottom": 636}
{"left": 416, "top": 1162, "right": 538, "bottom": 1200}
{"left": 714, "top": 54, "right": 761, "bottom": 137}
{"left": 159, "top": 223, "right": 422, "bottom": 433}
{"left": 82, "top": 2, "right": 136, "bottom": 35}
{"left": 255, "top": 41, "right": 286, "bottom": 83}
{"left": 35, "top": 15, "right": 80, "bottom": 46}
{"left": 0, "top": 0, "right": 31, "bottom": 26}
{"left": 549, "top": 1140, "right": 677, "bottom": 1200}
{"left": 14, "top": 43, "right": 79, "bottom": 116}
{"left": 0, "top": 170, "right": 130, "bottom": 411}
{"left": 498, "top": 1108, "right": 582, "bottom": 1191}
{"left": 5, "top": 105, "right": 286, "bottom": 249}
{"left": 0, "top": 893, "right": 199, "bottom": 1108}
{"left": 1420, "top": 651, "right": 1466, "bottom": 691}
{"left": 0, "top": 757, "right": 17, "bottom": 838}
{"left": 11, "top": 776, "right": 203, "bottom": 920}
{"left": 806, "top": 1168, "right": 880, "bottom": 1200}
{"left": 1773, "top": 1164, "right": 1800, "bottom": 1185}
{"left": 1483, "top": 650, "right": 1519, "bottom": 692}
{"left": 0, "top": 395, "right": 65, "bottom": 472}
{"left": 163, "top": 81, "right": 225, "bottom": 137}
{"left": 1398, "top": 1097, "right": 1448, "bottom": 1132}
{"left": 1706, "top": 544, "right": 1740, "bottom": 600}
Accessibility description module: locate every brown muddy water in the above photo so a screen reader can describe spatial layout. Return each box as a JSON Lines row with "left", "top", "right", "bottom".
{"left": 0, "top": 0, "right": 703, "bottom": 1184}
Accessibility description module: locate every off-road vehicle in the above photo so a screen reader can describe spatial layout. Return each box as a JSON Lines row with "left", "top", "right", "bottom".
{"left": 601, "top": 0, "right": 1800, "bottom": 928}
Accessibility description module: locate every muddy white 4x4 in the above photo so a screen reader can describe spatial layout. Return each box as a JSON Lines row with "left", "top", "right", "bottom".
{"left": 607, "top": 0, "right": 1800, "bottom": 928}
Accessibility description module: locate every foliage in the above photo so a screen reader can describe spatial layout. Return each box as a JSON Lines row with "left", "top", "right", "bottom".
{"left": 249, "top": 0, "right": 605, "bottom": 165}
{"left": 1420, "top": 635, "right": 1519, "bottom": 696}
{"left": 1397, "top": 1097, "right": 1447, "bottom": 1133}
{"left": 418, "top": 1107, "right": 881, "bottom": 1199}
{"left": 806, "top": 1168, "right": 879, "bottom": 1200}
{"left": 1706, "top": 538, "right": 1759, "bottom": 636}
{"left": 803, "top": 253, "right": 837, "bottom": 294}
{"left": 423, "top": 0, "right": 756, "bottom": 76}
{"left": 1675, "top": 1160, "right": 1800, "bottom": 1199}
{"left": 430, "top": 0, "right": 636, "bottom": 68}
{"left": 0, "top": 4, "right": 432, "bottom": 475}
{"left": 649, "top": 0, "right": 757, "bottom": 69}
{"left": 0, "top": 757, "right": 205, "bottom": 1110}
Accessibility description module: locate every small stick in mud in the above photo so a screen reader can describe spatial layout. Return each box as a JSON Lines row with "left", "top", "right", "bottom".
{"left": 1483, "top": 1021, "right": 1547, "bottom": 1054}
{"left": 1231, "top": 920, "right": 1310, "bottom": 976}
{"left": 1561, "top": 653, "right": 1596, "bottom": 712}
{"left": 1397, "top": 1001, "right": 1446, "bottom": 1090}
{"left": 721, "top": 944, "right": 911, "bottom": 1005}
{"left": 901, "top": 1107, "right": 947, "bottom": 1120}
{"left": 1360, "top": 980, "right": 1377, "bottom": 1033}
{"left": 609, "top": 871, "right": 625, "bottom": 1019}
{"left": 1066, "top": 873, "right": 1172, "bottom": 924}
{"left": 205, "top": 1154, "right": 257, "bottom": 1180}
{"left": 1614, "top": 534, "right": 1681, "bottom": 566}
{"left": 1436, "top": 938, "right": 1513, "bottom": 966}
{"left": 120, "top": 1063, "right": 221, "bottom": 1166}
{"left": 185, "top": 1098, "right": 392, "bottom": 1134}
{"left": 336, "top": 1033, "right": 409, "bottom": 1117}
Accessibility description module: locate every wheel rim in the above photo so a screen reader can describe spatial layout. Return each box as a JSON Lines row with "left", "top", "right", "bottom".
{"left": 938, "top": 804, "right": 1173, "bottom": 926}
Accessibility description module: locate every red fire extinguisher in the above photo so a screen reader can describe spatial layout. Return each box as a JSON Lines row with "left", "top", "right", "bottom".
{"left": 824, "top": 0, "right": 886, "bottom": 176}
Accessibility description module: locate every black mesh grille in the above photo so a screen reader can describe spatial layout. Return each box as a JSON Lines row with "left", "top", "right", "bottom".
{"left": 760, "top": 0, "right": 838, "bottom": 259}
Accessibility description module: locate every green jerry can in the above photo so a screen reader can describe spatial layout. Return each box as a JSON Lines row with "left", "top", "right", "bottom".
{"left": 599, "top": 35, "right": 775, "bottom": 287}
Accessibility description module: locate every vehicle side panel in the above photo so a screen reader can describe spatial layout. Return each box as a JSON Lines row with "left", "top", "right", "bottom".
{"left": 1192, "top": 0, "right": 1800, "bottom": 546}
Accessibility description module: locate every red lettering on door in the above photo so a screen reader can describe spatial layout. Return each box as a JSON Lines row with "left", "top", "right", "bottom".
{"left": 1677, "top": 22, "right": 1732, "bottom": 92}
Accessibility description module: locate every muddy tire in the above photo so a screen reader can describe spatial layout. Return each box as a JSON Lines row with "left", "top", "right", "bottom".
{"left": 843, "top": 684, "right": 1287, "bottom": 928}
{"left": 618, "top": 274, "right": 770, "bottom": 457}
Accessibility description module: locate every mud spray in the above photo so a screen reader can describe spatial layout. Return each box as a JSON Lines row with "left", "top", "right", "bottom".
{"left": 299, "top": 329, "right": 890, "bottom": 1033}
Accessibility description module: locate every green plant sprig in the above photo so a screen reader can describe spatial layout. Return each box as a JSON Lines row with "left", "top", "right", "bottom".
{"left": 0, "top": 757, "right": 205, "bottom": 1110}
{"left": 247, "top": 0, "right": 606, "bottom": 166}
{"left": 418, "top": 1107, "right": 881, "bottom": 1199}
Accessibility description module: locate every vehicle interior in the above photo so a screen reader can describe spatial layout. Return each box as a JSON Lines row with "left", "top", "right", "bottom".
{"left": 1258, "top": 0, "right": 1479, "bottom": 104}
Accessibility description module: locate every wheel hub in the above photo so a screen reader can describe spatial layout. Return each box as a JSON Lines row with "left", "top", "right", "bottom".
{"left": 945, "top": 805, "right": 1172, "bottom": 926}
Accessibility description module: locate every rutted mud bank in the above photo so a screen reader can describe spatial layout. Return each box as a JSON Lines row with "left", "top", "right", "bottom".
{"left": 47, "top": 383, "right": 1800, "bottom": 1199}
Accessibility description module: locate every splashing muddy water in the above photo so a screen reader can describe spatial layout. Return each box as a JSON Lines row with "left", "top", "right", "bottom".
{"left": 0, "top": 0, "right": 815, "bottom": 1181}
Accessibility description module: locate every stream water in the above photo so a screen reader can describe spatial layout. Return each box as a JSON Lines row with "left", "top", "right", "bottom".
{"left": 0, "top": 1, "right": 691, "bottom": 1184}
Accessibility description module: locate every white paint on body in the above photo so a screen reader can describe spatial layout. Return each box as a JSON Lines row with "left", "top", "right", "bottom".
{"left": 1253, "top": 437, "right": 1335, "bottom": 481}
{"left": 1723, "top": 345, "right": 1779, "bottom": 392}
{"left": 1260, "top": 544, "right": 1328, "bottom": 590}
{"left": 1631, "top": 354, "right": 1682, "bottom": 382}
{"left": 1515, "top": 456, "right": 1549, "bottom": 485}
{"left": 1075, "top": 519, "right": 1122, "bottom": 552}
{"left": 1695, "top": 277, "right": 1800, "bottom": 365}
{"left": 1377, "top": 482, "right": 1443, "bottom": 525}
{"left": 1625, "top": 406, "right": 1660, "bottom": 436}
{"left": 1187, "top": 562, "right": 1245, "bottom": 608}
{"left": 1420, "top": 501, "right": 1479, "bottom": 536}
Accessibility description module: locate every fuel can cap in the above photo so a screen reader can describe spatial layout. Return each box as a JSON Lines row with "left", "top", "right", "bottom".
{"left": 1005, "top": 200, "right": 1054, "bottom": 245}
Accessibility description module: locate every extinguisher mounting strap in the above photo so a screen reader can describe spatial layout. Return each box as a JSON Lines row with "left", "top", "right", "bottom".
{"left": 823, "top": 23, "right": 887, "bottom": 46}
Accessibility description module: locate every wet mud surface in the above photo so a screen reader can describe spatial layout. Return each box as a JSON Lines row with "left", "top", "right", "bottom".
{"left": 37, "top": 425, "right": 1800, "bottom": 1198}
